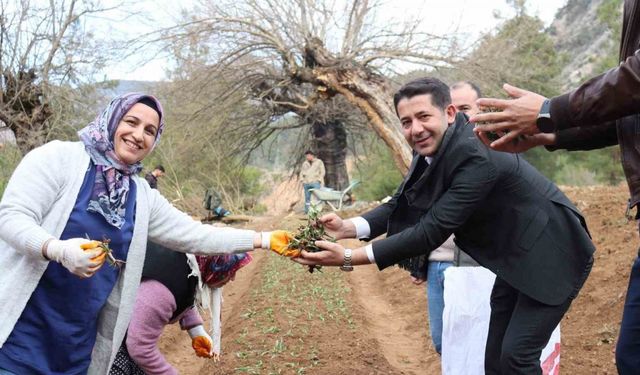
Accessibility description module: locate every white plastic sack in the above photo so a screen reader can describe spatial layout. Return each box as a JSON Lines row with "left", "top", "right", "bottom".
{"left": 441, "top": 267, "right": 560, "bottom": 375}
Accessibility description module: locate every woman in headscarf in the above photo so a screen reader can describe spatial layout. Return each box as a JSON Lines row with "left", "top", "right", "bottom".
{"left": 0, "top": 93, "right": 292, "bottom": 374}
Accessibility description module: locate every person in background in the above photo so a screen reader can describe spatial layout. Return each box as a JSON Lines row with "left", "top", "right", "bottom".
{"left": 300, "top": 150, "right": 325, "bottom": 214}
{"left": 0, "top": 92, "right": 294, "bottom": 374}
{"left": 109, "top": 242, "right": 252, "bottom": 375}
{"left": 144, "top": 165, "right": 165, "bottom": 190}
{"left": 450, "top": 81, "right": 482, "bottom": 116}
{"left": 448, "top": 80, "right": 483, "bottom": 270}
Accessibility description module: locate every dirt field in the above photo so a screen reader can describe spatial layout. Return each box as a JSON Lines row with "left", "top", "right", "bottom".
{"left": 159, "top": 184, "right": 636, "bottom": 374}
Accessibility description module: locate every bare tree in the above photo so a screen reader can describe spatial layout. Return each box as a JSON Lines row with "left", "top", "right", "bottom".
{"left": 156, "top": 0, "right": 457, "bottom": 173}
{"left": 249, "top": 74, "right": 368, "bottom": 190}
{"left": 0, "top": 0, "right": 114, "bottom": 152}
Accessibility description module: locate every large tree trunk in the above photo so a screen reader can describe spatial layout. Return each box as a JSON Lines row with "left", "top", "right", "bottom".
{"left": 320, "top": 70, "right": 412, "bottom": 175}
{"left": 1, "top": 71, "right": 52, "bottom": 153}
{"left": 301, "top": 39, "right": 412, "bottom": 175}
{"left": 312, "top": 119, "right": 349, "bottom": 190}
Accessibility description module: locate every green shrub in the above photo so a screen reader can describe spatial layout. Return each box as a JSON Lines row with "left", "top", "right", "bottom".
{"left": 0, "top": 146, "right": 23, "bottom": 198}
{"left": 251, "top": 203, "right": 268, "bottom": 215}
{"left": 240, "top": 166, "right": 265, "bottom": 196}
{"left": 353, "top": 142, "right": 403, "bottom": 201}
{"left": 553, "top": 147, "right": 624, "bottom": 186}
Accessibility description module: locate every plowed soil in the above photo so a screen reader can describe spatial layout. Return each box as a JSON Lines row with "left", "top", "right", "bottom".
{"left": 159, "top": 184, "right": 635, "bottom": 374}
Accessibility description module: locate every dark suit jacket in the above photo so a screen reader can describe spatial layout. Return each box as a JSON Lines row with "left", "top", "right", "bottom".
{"left": 362, "top": 113, "right": 595, "bottom": 306}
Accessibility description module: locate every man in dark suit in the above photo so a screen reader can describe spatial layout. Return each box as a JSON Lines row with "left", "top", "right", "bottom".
{"left": 294, "top": 77, "right": 595, "bottom": 374}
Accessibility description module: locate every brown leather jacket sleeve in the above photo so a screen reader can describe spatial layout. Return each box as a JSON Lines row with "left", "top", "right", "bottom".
{"left": 550, "top": 49, "right": 640, "bottom": 130}
{"left": 546, "top": 121, "right": 618, "bottom": 152}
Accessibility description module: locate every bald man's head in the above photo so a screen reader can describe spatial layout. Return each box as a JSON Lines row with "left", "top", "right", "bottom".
{"left": 450, "top": 81, "right": 481, "bottom": 116}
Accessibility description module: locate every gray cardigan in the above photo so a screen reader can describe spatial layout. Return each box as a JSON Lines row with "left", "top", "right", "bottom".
{"left": 0, "top": 141, "right": 256, "bottom": 373}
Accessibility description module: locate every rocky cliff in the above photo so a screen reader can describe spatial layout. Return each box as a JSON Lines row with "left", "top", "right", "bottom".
{"left": 548, "top": 0, "right": 623, "bottom": 90}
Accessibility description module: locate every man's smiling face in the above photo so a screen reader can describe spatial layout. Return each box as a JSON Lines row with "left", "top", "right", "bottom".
{"left": 398, "top": 94, "right": 456, "bottom": 156}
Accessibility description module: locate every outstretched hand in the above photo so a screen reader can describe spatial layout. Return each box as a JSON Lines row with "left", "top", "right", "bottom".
{"left": 292, "top": 240, "right": 346, "bottom": 267}
{"left": 265, "top": 230, "right": 300, "bottom": 258}
{"left": 470, "top": 84, "right": 547, "bottom": 151}
{"left": 318, "top": 213, "right": 356, "bottom": 240}
{"left": 475, "top": 132, "right": 557, "bottom": 153}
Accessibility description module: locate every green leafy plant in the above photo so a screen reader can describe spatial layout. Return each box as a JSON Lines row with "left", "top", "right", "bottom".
{"left": 287, "top": 206, "right": 335, "bottom": 273}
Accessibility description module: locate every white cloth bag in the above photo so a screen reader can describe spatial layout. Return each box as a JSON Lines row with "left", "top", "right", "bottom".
{"left": 441, "top": 267, "right": 560, "bottom": 375}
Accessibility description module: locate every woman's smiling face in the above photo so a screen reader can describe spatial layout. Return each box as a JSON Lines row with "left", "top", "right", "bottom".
{"left": 113, "top": 103, "right": 160, "bottom": 164}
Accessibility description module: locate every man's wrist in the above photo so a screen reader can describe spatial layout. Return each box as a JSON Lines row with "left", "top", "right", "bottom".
{"left": 536, "top": 99, "right": 555, "bottom": 133}
{"left": 340, "top": 248, "right": 354, "bottom": 271}
{"left": 537, "top": 133, "right": 557, "bottom": 146}
{"left": 348, "top": 217, "right": 371, "bottom": 239}
{"left": 364, "top": 244, "right": 375, "bottom": 264}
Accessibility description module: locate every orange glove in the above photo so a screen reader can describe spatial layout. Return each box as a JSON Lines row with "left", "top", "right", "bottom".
{"left": 188, "top": 325, "right": 214, "bottom": 358}
{"left": 192, "top": 336, "right": 213, "bottom": 358}
{"left": 45, "top": 238, "right": 103, "bottom": 277}
{"left": 80, "top": 240, "right": 107, "bottom": 265}
{"left": 262, "top": 230, "right": 299, "bottom": 258}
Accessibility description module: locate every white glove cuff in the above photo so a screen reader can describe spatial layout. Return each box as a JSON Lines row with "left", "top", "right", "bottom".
{"left": 188, "top": 325, "right": 207, "bottom": 339}
{"left": 260, "top": 232, "right": 272, "bottom": 249}
{"left": 45, "top": 239, "right": 65, "bottom": 263}
{"left": 41, "top": 238, "right": 56, "bottom": 260}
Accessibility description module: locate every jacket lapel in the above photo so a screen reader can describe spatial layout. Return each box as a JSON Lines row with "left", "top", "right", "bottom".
{"left": 399, "top": 154, "right": 422, "bottom": 194}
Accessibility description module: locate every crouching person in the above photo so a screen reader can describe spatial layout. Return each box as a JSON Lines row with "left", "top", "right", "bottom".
{"left": 110, "top": 242, "right": 252, "bottom": 375}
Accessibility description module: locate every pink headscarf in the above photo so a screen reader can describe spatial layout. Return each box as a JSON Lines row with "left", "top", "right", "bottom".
{"left": 196, "top": 253, "right": 252, "bottom": 288}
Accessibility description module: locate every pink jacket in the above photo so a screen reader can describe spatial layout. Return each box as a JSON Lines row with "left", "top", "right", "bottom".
{"left": 126, "top": 279, "right": 203, "bottom": 375}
